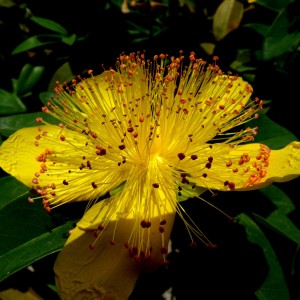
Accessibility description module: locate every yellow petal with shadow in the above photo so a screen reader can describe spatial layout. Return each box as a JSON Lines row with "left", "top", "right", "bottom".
{"left": 54, "top": 198, "right": 176, "bottom": 299}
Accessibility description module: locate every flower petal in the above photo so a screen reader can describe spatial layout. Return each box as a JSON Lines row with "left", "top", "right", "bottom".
{"left": 54, "top": 224, "right": 140, "bottom": 300}
{"left": 184, "top": 142, "right": 300, "bottom": 191}
{"left": 0, "top": 125, "right": 127, "bottom": 205}
{"left": 54, "top": 200, "right": 176, "bottom": 299}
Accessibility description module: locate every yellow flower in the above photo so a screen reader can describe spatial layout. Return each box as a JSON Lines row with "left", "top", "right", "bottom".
{"left": 0, "top": 51, "right": 299, "bottom": 299}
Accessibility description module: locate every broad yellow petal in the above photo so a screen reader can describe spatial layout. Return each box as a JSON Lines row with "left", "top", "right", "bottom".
{"left": 54, "top": 198, "right": 175, "bottom": 299}
{"left": 181, "top": 141, "right": 300, "bottom": 192}
{"left": 0, "top": 125, "right": 128, "bottom": 206}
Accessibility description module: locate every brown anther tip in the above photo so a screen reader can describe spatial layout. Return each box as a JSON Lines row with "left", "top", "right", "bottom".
{"left": 89, "top": 244, "right": 96, "bottom": 250}
{"left": 160, "top": 246, "right": 168, "bottom": 254}
{"left": 152, "top": 183, "right": 159, "bottom": 188}
{"left": 206, "top": 244, "right": 218, "bottom": 249}
{"left": 160, "top": 219, "right": 167, "bottom": 225}
{"left": 110, "top": 240, "right": 115, "bottom": 245}
{"left": 119, "top": 144, "right": 126, "bottom": 150}
{"left": 177, "top": 153, "right": 185, "bottom": 160}
{"left": 189, "top": 241, "right": 197, "bottom": 248}
{"left": 191, "top": 154, "right": 198, "bottom": 160}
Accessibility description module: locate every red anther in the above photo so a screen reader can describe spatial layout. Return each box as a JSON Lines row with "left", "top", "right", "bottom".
{"left": 160, "top": 246, "right": 168, "bottom": 254}
{"left": 224, "top": 181, "right": 229, "bottom": 186}
{"left": 88, "top": 69, "right": 93, "bottom": 75}
{"left": 60, "top": 135, "right": 65, "bottom": 141}
{"left": 160, "top": 219, "right": 166, "bottom": 225}
{"left": 28, "top": 197, "right": 34, "bottom": 203}
{"left": 180, "top": 98, "right": 187, "bottom": 104}
{"left": 139, "top": 116, "right": 144, "bottom": 122}
{"left": 91, "top": 182, "right": 97, "bottom": 189}
{"left": 219, "top": 105, "right": 225, "bottom": 110}
{"left": 177, "top": 153, "right": 185, "bottom": 160}
{"left": 91, "top": 132, "right": 97, "bottom": 138}
{"left": 159, "top": 226, "right": 165, "bottom": 233}
{"left": 36, "top": 117, "right": 43, "bottom": 123}
{"left": 89, "top": 244, "right": 95, "bottom": 250}
{"left": 63, "top": 180, "right": 69, "bottom": 185}
{"left": 152, "top": 183, "right": 159, "bottom": 188}
{"left": 32, "top": 178, "right": 38, "bottom": 184}
{"left": 205, "top": 162, "right": 211, "bottom": 169}
{"left": 124, "top": 242, "right": 129, "bottom": 248}
{"left": 127, "top": 127, "right": 134, "bottom": 133}
{"left": 208, "top": 156, "right": 213, "bottom": 163}
{"left": 133, "top": 132, "right": 138, "bottom": 138}
{"left": 119, "top": 144, "right": 126, "bottom": 150}
{"left": 228, "top": 182, "right": 235, "bottom": 190}
{"left": 189, "top": 241, "right": 197, "bottom": 248}
{"left": 206, "top": 244, "right": 218, "bottom": 249}
{"left": 98, "top": 224, "right": 104, "bottom": 231}
{"left": 202, "top": 173, "right": 207, "bottom": 178}
{"left": 110, "top": 240, "right": 115, "bottom": 245}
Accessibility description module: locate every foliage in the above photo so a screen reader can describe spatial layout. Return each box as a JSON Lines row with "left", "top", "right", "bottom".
{"left": 0, "top": 0, "right": 299, "bottom": 299}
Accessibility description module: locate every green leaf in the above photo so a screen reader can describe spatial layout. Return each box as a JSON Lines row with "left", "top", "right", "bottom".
{"left": 255, "top": 0, "right": 291, "bottom": 12}
{"left": 31, "top": 16, "right": 68, "bottom": 35}
{"left": 15, "top": 64, "right": 45, "bottom": 97}
{"left": 0, "top": 0, "right": 15, "bottom": 8}
{"left": 262, "top": 5, "right": 300, "bottom": 60}
{"left": 0, "top": 177, "right": 28, "bottom": 210}
{"left": 47, "top": 62, "right": 74, "bottom": 92}
{"left": 0, "top": 176, "right": 75, "bottom": 282}
{"left": 0, "top": 89, "right": 26, "bottom": 115}
{"left": 11, "top": 35, "right": 59, "bottom": 55}
{"left": 248, "top": 114, "right": 298, "bottom": 149}
{"left": 61, "top": 33, "right": 77, "bottom": 46}
{"left": 212, "top": 0, "right": 244, "bottom": 41}
{"left": 0, "top": 112, "right": 59, "bottom": 136}
{"left": 39, "top": 91, "right": 55, "bottom": 105}
{"left": 236, "top": 213, "right": 290, "bottom": 300}
{"left": 253, "top": 185, "right": 300, "bottom": 245}
{"left": 244, "top": 23, "right": 269, "bottom": 37}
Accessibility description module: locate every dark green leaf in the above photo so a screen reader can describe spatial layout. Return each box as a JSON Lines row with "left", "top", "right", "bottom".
{"left": 236, "top": 213, "right": 290, "bottom": 300}
{"left": 255, "top": 0, "right": 291, "bottom": 12}
{"left": 253, "top": 185, "right": 300, "bottom": 245}
{"left": 248, "top": 114, "right": 298, "bottom": 149}
{"left": 0, "top": 176, "right": 28, "bottom": 210}
{"left": 244, "top": 23, "right": 269, "bottom": 37}
{"left": 11, "top": 35, "right": 59, "bottom": 55}
{"left": 61, "top": 34, "right": 77, "bottom": 46}
{"left": 31, "top": 16, "right": 68, "bottom": 35}
{"left": 0, "top": 89, "right": 26, "bottom": 115}
{"left": 0, "top": 112, "right": 59, "bottom": 136}
{"left": 39, "top": 91, "right": 55, "bottom": 105}
{"left": 15, "top": 64, "right": 45, "bottom": 97}
{"left": 0, "top": 176, "right": 75, "bottom": 282}
{"left": 263, "top": 5, "right": 300, "bottom": 60}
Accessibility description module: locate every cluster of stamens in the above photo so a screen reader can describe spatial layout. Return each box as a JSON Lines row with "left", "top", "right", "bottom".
{"left": 27, "top": 51, "right": 265, "bottom": 263}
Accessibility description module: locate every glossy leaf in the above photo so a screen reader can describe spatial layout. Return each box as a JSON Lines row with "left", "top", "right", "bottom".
{"left": 0, "top": 176, "right": 75, "bottom": 282}
{"left": 255, "top": 0, "right": 291, "bottom": 12}
{"left": 31, "top": 16, "right": 68, "bottom": 35}
{"left": 11, "top": 35, "right": 59, "bottom": 55}
{"left": 0, "top": 89, "right": 26, "bottom": 115}
{"left": 212, "top": 0, "right": 244, "bottom": 41}
{"left": 0, "top": 112, "right": 58, "bottom": 136}
{"left": 15, "top": 64, "right": 45, "bottom": 97}
{"left": 236, "top": 213, "right": 290, "bottom": 300}
{"left": 253, "top": 185, "right": 300, "bottom": 245}
{"left": 61, "top": 33, "right": 77, "bottom": 46}
{"left": 262, "top": 4, "right": 300, "bottom": 60}
{"left": 248, "top": 113, "right": 298, "bottom": 149}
